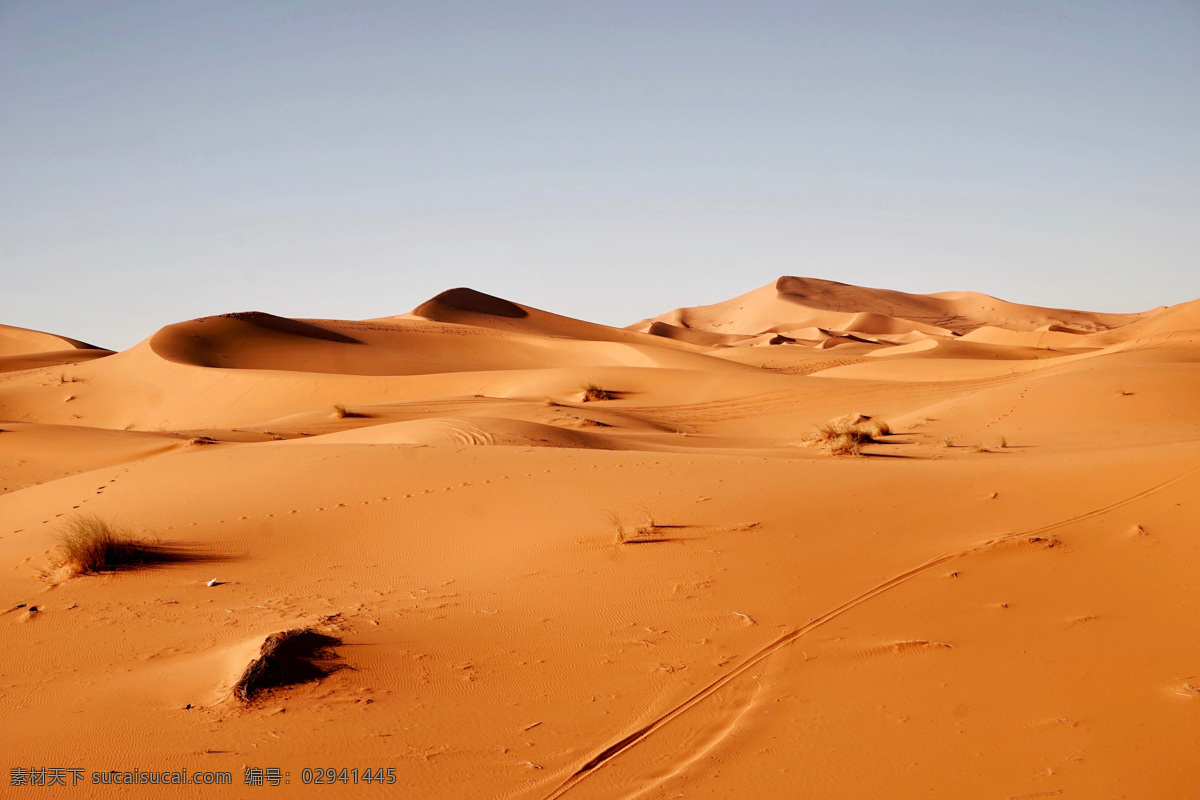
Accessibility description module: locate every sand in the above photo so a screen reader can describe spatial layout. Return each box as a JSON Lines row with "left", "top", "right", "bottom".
{"left": 2, "top": 278, "right": 1198, "bottom": 798}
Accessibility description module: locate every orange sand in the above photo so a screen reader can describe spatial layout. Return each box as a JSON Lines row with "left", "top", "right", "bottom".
{"left": 2, "top": 278, "right": 1198, "bottom": 798}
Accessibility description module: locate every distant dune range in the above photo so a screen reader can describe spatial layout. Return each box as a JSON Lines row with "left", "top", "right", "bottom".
{"left": 2, "top": 277, "right": 1198, "bottom": 799}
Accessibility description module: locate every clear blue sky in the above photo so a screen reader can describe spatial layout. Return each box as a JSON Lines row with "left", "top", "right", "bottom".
{"left": 2, "top": 1, "right": 1197, "bottom": 349}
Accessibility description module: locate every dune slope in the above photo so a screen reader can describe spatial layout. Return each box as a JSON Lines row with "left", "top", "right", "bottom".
{"left": 631, "top": 276, "right": 1153, "bottom": 345}
{"left": 0, "top": 323, "right": 113, "bottom": 374}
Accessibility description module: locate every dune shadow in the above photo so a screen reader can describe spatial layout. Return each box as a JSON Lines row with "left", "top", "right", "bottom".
{"left": 619, "top": 524, "right": 698, "bottom": 544}
{"left": 416, "top": 288, "right": 528, "bottom": 319}
{"left": 219, "top": 312, "right": 363, "bottom": 345}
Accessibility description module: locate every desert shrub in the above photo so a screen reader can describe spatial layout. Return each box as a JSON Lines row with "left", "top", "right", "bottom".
{"left": 803, "top": 414, "right": 890, "bottom": 456}
{"left": 57, "top": 516, "right": 165, "bottom": 574}
{"left": 825, "top": 431, "right": 864, "bottom": 456}
{"left": 331, "top": 404, "right": 367, "bottom": 419}
{"left": 609, "top": 510, "right": 661, "bottom": 544}
{"left": 581, "top": 382, "right": 612, "bottom": 402}
{"left": 865, "top": 418, "right": 891, "bottom": 437}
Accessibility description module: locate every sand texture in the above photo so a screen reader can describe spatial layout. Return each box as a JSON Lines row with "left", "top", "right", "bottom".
{"left": 2, "top": 278, "right": 1198, "bottom": 798}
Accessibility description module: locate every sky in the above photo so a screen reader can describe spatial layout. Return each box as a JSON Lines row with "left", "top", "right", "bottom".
{"left": 2, "top": 0, "right": 1198, "bottom": 349}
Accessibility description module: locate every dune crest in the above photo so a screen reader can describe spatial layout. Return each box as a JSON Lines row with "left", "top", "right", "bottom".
{"left": 630, "top": 277, "right": 1152, "bottom": 356}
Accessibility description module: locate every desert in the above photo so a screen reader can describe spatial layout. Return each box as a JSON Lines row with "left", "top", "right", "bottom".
{"left": 2, "top": 276, "right": 1198, "bottom": 797}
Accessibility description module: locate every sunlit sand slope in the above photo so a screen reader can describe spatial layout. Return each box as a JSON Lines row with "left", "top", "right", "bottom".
{"left": 1, "top": 282, "right": 1196, "bottom": 799}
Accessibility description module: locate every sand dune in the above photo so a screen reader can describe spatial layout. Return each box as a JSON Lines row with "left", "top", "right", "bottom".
{"left": 632, "top": 276, "right": 1153, "bottom": 346}
{"left": 0, "top": 323, "right": 113, "bottom": 374}
{"left": 2, "top": 280, "right": 1197, "bottom": 799}
{"left": 0, "top": 305, "right": 751, "bottom": 431}
{"left": 400, "top": 287, "right": 710, "bottom": 353}
{"left": 0, "top": 322, "right": 104, "bottom": 356}
{"left": 1075, "top": 295, "right": 1200, "bottom": 345}
{"left": 150, "top": 310, "right": 716, "bottom": 375}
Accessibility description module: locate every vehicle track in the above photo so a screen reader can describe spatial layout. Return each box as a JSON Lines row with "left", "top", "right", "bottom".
{"left": 538, "top": 466, "right": 1200, "bottom": 799}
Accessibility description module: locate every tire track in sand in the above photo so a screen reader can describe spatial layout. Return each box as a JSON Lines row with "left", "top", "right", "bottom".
{"left": 538, "top": 466, "right": 1200, "bottom": 799}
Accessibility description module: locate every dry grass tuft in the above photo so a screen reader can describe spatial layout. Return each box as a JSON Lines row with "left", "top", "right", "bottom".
{"left": 940, "top": 437, "right": 955, "bottom": 448}
{"left": 803, "top": 414, "right": 891, "bottom": 456}
{"left": 1027, "top": 535, "right": 1061, "bottom": 549}
{"left": 970, "top": 444, "right": 990, "bottom": 454}
{"left": 609, "top": 511, "right": 662, "bottom": 544}
{"left": 581, "top": 382, "right": 613, "bottom": 402}
{"left": 331, "top": 403, "right": 366, "bottom": 419}
{"left": 234, "top": 628, "right": 343, "bottom": 702}
{"left": 57, "top": 516, "right": 179, "bottom": 575}
{"left": 824, "top": 431, "right": 865, "bottom": 456}
{"left": 865, "top": 418, "right": 891, "bottom": 437}
{"left": 996, "top": 434, "right": 1008, "bottom": 448}
{"left": 606, "top": 511, "right": 628, "bottom": 543}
